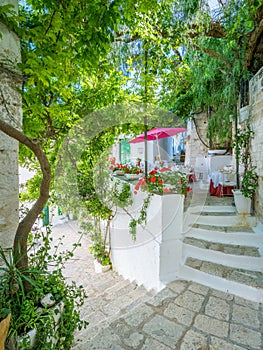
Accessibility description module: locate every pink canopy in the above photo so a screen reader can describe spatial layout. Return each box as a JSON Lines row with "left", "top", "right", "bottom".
{"left": 128, "top": 127, "right": 187, "bottom": 144}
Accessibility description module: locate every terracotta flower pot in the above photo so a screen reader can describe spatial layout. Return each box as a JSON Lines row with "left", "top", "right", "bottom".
{"left": 0, "top": 314, "right": 11, "bottom": 350}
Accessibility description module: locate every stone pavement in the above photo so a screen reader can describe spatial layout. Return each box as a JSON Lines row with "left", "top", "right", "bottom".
{"left": 51, "top": 220, "right": 263, "bottom": 350}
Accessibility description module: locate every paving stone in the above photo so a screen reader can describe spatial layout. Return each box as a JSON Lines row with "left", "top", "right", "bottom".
{"left": 199, "top": 261, "right": 224, "bottom": 277}
{"left": 230, "top": 324, "right": 261, "bottom": 349}
{"left": 179, "top": 330, "right": 208, "bottom": 350}
{"left": 205, "top": 296, "right": 230, "bottom": 321}
{"left": 234, "top": 296, "right": 260, "bottom": 310}
{"left": 184, "top": 237, "right": 207, "bottom": 248}
{"left": 167, "top": 280, "right": 189, "bottom": 294}
{"left": 174, "top": 290, "right": 205, "bottom": 312}
{"left": 186, "top": 257, "right": 203, "bottom": 269}
{"left": 74, "top": 319, "right": 112, "bottom": 343}
{"left": 123, "top": 304, "right": 154, "bottom": 327}
{"left": 164, "top": 302, "right": 196, "bottom": 326}
{"left": 143, "top": 315, "right": 186, "bottom": 347}
{"left": 123, "top": 332, "right": 144, "bottom": 348}
{"left": 147, "top": 288, "right": 176, "bottom": 307}
{"left": 123, "top": 295, "right": 152, "bottom": 313}
{"left": 141, "top": 338, "right": 173, "bottom": 350}
{"left": 232, "top": 304, "right": 260, "bottom": 328}
{"left": 211, "top": 289, "right": 234, "bottom": 301}
{"left": 210, "top": 336, "right": 247, "bottom": 349}
{"left": 111, "top": 320, "right": 131, "bottom": 338}
{"left": 188, "top": 282, "right": 210, "bottom": 295}
{"left": 229, "top": 270, "right": 260, "bottom": 288}
{"left": 85, "top": 310, "right": 107, "bottom": 325}
{"left": 101, "top": 302, "right": 121, "bottom": 316}
{"left": 194, "top": 315, "right": 229, "bottom": 337}
{"left": 77, "top": 328, "right": 122, "bottom": 350}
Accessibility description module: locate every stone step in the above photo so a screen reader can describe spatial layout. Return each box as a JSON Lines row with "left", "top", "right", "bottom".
{"left": 182, "top": 257, "right": 263, "bottom": 302}
{"left": 73, "top": 280, "right": 155, "bottom": 348}
{"left": 190, "top": 213, "right": 257, "bottom": 227}
{"left": 184, "top": 226, "right": 263, "bottom": 245}
{"left": 191, "top": 222, "right": 255, "bottom": 232}
{"left": 183, "top": 237, "right": 261, "bottom": 257}
{"left": 189, "top": 205, "right": 236, "bottom": 214}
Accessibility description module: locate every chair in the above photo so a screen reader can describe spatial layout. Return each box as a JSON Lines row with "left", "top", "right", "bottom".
{"left": 221, "top": 171, "right": 237, "bottom": 196}
{"left": 194, "top": 157, "right": 209, "bottom": 181}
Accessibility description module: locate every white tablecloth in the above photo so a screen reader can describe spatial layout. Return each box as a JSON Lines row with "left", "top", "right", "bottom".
{"left": 210, "top": 171, "right": 223, "bottom": 187}
{"left": 210, "top": 171, "right": 235, "bottom": 187}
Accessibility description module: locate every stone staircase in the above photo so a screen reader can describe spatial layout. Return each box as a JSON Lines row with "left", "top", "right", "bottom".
{"left": 181, "top": 190, "right": 263, "bottom": 302}
{"left": 53, "top": 222, "right": 155, "bottom": 350}
{"left": 72, "top": 270, "right": 155, "bottom": 349}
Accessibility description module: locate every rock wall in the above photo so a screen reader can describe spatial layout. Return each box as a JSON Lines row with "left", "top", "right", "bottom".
{"left": 0, "top": 0, "right": 22, "bottom": 249}
{"left": 185, "top": 113, "right": 209, "bottom": 167}
{"left": 248, "top": 67, "right": 263, "bottom": 221}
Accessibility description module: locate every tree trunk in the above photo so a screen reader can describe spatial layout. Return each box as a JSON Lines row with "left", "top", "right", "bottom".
{"left": 0, "top": 120, "right": 51, "bottom": 275}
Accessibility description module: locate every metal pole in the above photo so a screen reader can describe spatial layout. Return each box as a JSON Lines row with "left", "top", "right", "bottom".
{"left": 144, "top": 116, "right": 148, "bottom": 179}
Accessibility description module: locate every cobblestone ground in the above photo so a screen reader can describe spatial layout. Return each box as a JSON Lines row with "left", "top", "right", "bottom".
{"left": 51, "top": 220, "right": 263, "bottom": 350}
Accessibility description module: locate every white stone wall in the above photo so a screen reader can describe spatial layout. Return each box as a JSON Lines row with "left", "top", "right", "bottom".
{"left": 249, "top": 68, "right": 263, "bottom": 220}
{"left": 0, "top": 0, "right": 22, "bottom": 249}
{"left": 110, "top": 181, "right": 184, "bottom": 291}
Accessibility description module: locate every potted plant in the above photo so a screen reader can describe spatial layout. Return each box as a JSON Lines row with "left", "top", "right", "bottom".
{"left": 232, "top": 125, "right": 258, "bottom": 214}
{"left": 89, "top": 240, "right": 111, "bottom": 273}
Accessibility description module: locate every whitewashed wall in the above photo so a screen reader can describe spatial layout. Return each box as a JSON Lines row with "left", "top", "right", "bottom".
{"left": 110, "top": 182, "right": 184, "bottom": 291}
{"left": 0, "top": 0, "right": 22, "bottom": 249}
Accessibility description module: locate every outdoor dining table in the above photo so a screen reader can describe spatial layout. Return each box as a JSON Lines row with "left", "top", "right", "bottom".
{"left": 209, "top": 171, "right": 235, "bottom": 197}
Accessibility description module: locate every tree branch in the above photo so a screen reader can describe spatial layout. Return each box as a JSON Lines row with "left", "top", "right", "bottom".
{"left": 193, "top": 44, "right": 232, "bottom": 69}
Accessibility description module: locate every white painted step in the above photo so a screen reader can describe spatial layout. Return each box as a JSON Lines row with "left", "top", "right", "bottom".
{"left": 179, "top": 263, "right": 263, "bottom": 303}
{"left": 185, "top": 226, "right": 263, "bottom": 244}
{"left": 187, "top": 213, "right": 257, "bottom": 227}
{"left": 187, "top": 205, "right": 236, "bottom": 214}
{"left": 182, "top": 242, "right": 263, "bottom": 271}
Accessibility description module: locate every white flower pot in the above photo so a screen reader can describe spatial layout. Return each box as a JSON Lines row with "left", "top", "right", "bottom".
{"left": 232, "top": 189, "right": 251, "bottom": 215}
{"left": 94, "top": 260, "right": 111, "bottom": 273}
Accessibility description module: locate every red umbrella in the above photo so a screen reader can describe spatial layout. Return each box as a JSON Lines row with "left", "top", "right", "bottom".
{"left": 128, "top": 127, "right": 187, "bottom": 143}
{"left": 129, "top": 127, "right": 187, "bottom": 165}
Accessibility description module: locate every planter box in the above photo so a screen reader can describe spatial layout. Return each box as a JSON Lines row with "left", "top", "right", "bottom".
{"left": 94, "top": 260, "right": 111, "bottom": 273}
{"left": 232, "top": 189, "right": 251, "bottom": 214}
{"left": 6, "top": 297, "right": 64, "bottom": 350}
